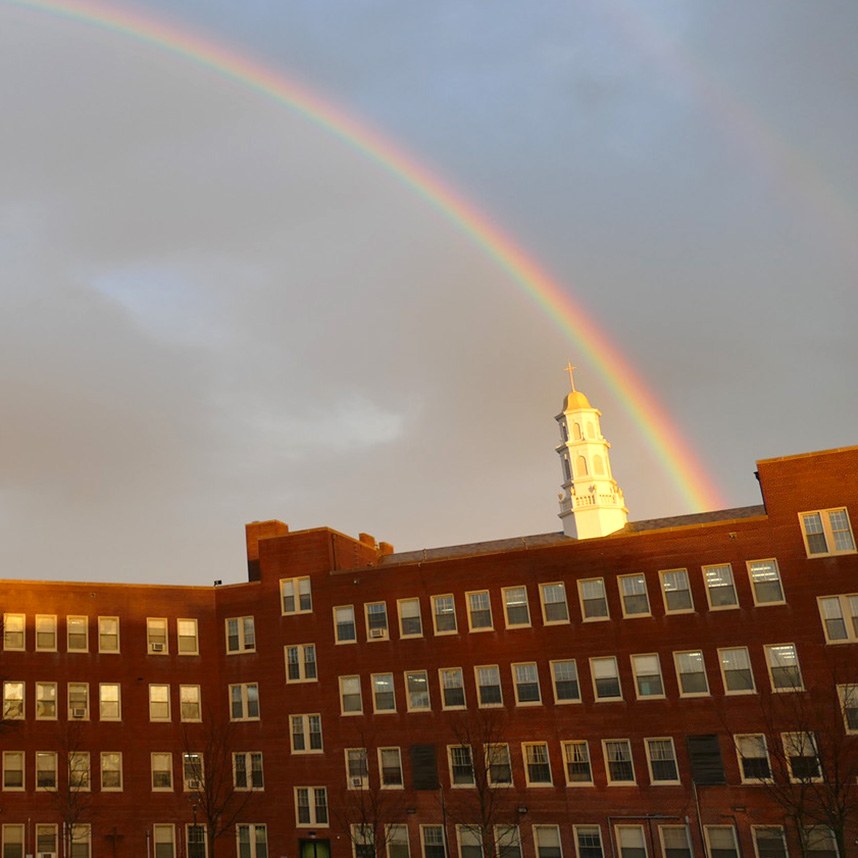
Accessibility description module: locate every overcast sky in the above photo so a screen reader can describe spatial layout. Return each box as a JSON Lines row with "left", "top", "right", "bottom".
{"left": 1, "top": 0, "right": 856, "bottom": 584}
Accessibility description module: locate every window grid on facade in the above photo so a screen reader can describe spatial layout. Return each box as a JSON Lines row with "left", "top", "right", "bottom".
{"left": 406, "top": 670, "right": 431, "bottom": 711}
{"left": 512, "top": 662, "right": 541, "bottom": 704}
{"left": 718, "top": 647, "right": 755, "bottom": 694}
{"left": 839, "top": 684, "right": 858, "bottom": 733}
{"left": 182, "top": 752, "right": 203, "bottom": 791}
{"left": 2, "top": 681, "right": 24, "bottom": 720}
{"left": 495, "top": 826, "right": 522, "bottom": 858}
{"left": 551, "top": 659, "right": 580, "bottom": 702}
{"left": 618, "top": 574, "right": 650, "bottom": 617}
{"left": 67, "top": 615, "right": 88, "bottom": 652}
{"left": 540, "top": 582, "right": 570, "bottom": 623}
{"left": 281, "top": 577, "right": 312, "bottom": 614}
{"left": 533, "top": 825, "right": 562, "bottom": 858}
{"left": 615, "top": 826, "right": 646, "bottom": 858}
{"left": 35, "top": 751, "right": 57, "bottom": 790}
{"left": 290, "top": 714, "right": 323, "bottom": 753}
{"left": 101, "top": 751, "right": 122, "bottom": 790}
{"left": 735, "top": 734, "right": 771, "bottom": 782}
{"left": 659, "top": 827, "right": 692, "bottom": 858}
{"left": 782, "top": 731, "right": 821, "bottom": 782}
{"left": 818, "top": 593, "right": 858, "bottom": 643}
{"left": 229, "top": 683, "right": 260, "bottom": 720}
{"left": 2, "top": 751, "right": 24, "bottom": 790}
{"left": 523, "top": 742, "right": 552, "bottom": 785}
{"left": 366, "top": 602, "right": 389, "bottom": 640}
{"left": 799, "top": 508, "right": 856, "bottom": 557}
{"left": 467, "top": 590, "right": 493, "bottom": 630}
{"left": 68, "top": 682, "right": 89, "bottom": 720}
{"left": 180, "top": 685, "right": 202, "bottom": 721}
{"left": 35, "top": 614, "right": 57, "bottom": 651}
{"left": 579, "top": 579, "right": 609, "bottom": 620}
{"left": 151, "top": 752, "right": 172, "bottom": 790}
{"left": 100, "top": 682, "right": 121, "bottom": 720}
{"left": 334, "top": 605, "right": 357, "bottom": 643}
{"left": 475, "top": 665, "right": 503, "bottom": 707}
{"left": 591, "top": 656, "right": 622, "bottom": 700}
{"left": 703, "top": 564, "right": 738, "bottom": 609}
{"left": 372, "top": 673, "right": 396, "bottom": 712}
{"left": 176, "top": 618, "right": 198, "bottom": 655}
{"left": 432, "top": 595, "right": 457, "bottom": 634}
{"left": 422, "top": 826, "right": 447, "bottom": 858}
{"left": 346, "top": 748, "right": 369, "bottom": 789}
{"left": 398, "top": 598, "right": 423, "bottom": 637}
{"left": 603, "top": 739, "right": 635, "bottom": 784}
{"left": 98, "top": 616, "right": 120, "bottom": 653}
{"left": 631, "top": 654, "right": 664, "bottom": 698}
{"left": 153, "top": 824, "right": 176, "bottom": 858}
{"left": 379, "top": 747, "right": 404, "bottom": 787}
{"left": 147, "top": 618, "right": 168, "bottom": 654}
{"left": 660, "top": 569, "right": 693, "bottom": 613}
{"left": 645, "top": 738, "right": 679, "bottom": 783}
{"left": 236, "top": 824, "right": 268, "bottom": 858}
{"left": 747, "top": 559, "right": 785, "bottom": 604}
{"left": 295, "top": 786, "right": 328, "bottom": 826}
{"left": 440, "top": 668, "right": 466, "bottom": 709}
{"left": 575, "top": 826, "right": 604, "bottom": 858}
{"left": 485, "top": 743, "right": 512, "bottom": 786}
{"left": 226, "top": 616, "right": 256, "bottom": 653}
{"left": 751, "top": 827, "right": 787, "bottom": 858}
{"left": 149, "top": 683, "right": 170, "bottom": 721}
{"left": 765, "top": 643, "right": 803, "bottom": 691}
{"left": 703, "top": 826, "right": 739, "bottom": 858}
{"left": 563, "top": 741, "right": 592, "bottom": 785}
{"left": 502, "top": 586, "right": 531, "bottom": 628}
{"left": 69, "top": 751, "right": 90, "bottom": 791}
{"left": 674, "top": 650, "right": 709, "bottom": 696}
{"left": 36, "top": 681, "right": 57, "bottom": 720}
{"left": 449, "top": 745, "right": 475, "bottom": 786}
{"left": 234, "top": 752, "right": 264, "bottom": 790}
{"left": 285, "top": 643, "right": 317, "bottom": 683}
{"left": 340, "top": 675, "right": 363, "bottom": 714}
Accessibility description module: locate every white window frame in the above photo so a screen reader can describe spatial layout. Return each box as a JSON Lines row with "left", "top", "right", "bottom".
{"left": 782, "top": 731, "right": 821, "bottom": 783}
{"left": 147, "top": 617, "right": 169, "bottom": 654}
{"left": 502, "top": 586, "right": 531, "bottom": 628}
{"left": 765, "top": 643, "right": 803, "bottom": 692}
{"left": 658, "top": 827, "right": 692, "bottom": 858}
{"left": 574, "top": 826, "right": 604, "bottom": 858}
{"left": 379, "top": 746, "right": 404, "bottom": 789}
{"left": 285, "top": 643, "right": 318, "bottom": 683}
{"left": 3, "top": 613, "right": 24, "bottom": 651}
{"left": 718, "top": 647, "right": 756, "bottom": 695}
{"left": 149, "top": 683, "right": 171, "bottom": 721}
{"left": 659, "top": 569, "right": 694, "bottom": 614}
{"left": 182, "top": 752, "right": 204, "bottom": 792}
{"left": 475, "top": 665, "right": 503, "bottom": 708}
{"left": 176, "top": 618, "right": 199, "bottom": 655}
{"left": 550, "top": 659, "right": 580, "bottom": 703}
{"left": 747, "top": 559, "right": 785, "bottom": 605}
{"left": 236, "top": 824, "right": 268, "bottom": 858}
{"left": 440, "top": 667, "right": 466, "bottom": 710}
{"left": 2, "top": 681, "right": 24, "bottom": 720}
{"left": 562, "top": 740, "right": 593, "bottom": 787}
{"left": 702, "top": 564, "right": 739, "bottom": 610}
{"left": 578, "top": 578, "right": 609, "bottom": 621}
{"left": 618, "top": 574, "right": 651, "bottom": 618}
{"left": 405, "top": 670, "right": 431, "bottom": 712}
{"left": 540, "top": 582, "right": 570, "bottom": 624}
{"left": 799, "top": 508, "right": 856, "bottom": 557}
{"left": 644, "top": 737, "right": 680, "bottom": 785}
{"left": 98, "top": 615, "right": 120, "bottom": 653}
{"left": 365, "top": 601, "right": 390, "bottom": 641}
{"left": 340, "top": 675, "right": 363, "bottom": 715}
{"left": 291, "top": 713, "right": 323, "bottom": 753}
{"left": 674, "top": 650, "right": 710, "bottom": 697}
{"left": 100, "top": 751, "right": 123, "bottom": 791}
{"left": 345, "top": 747, "right": 369, "bottom": 790}
{"left": 603, "top": 739, "right": 635, "bottom": 785}
{"left": 397, "top": 598, "right": 423, "bottom": 638}
{"left": 233, "top": 751, "right": 264, "bottom": 791}
{"left": 751, "top": 827, "right": 787, "bottom": 858}
{"left": 630, "top": 653, "right": 664, "bottom": 699}
{"left": 226, "top": 616, "right": 256, "bottom": 653}
{"left": 372, "top": 672, "right": 397, "bottom": 713}
{"left": 35, "top": 750, "right": 58, "bottom": 791}
{"left": 839, "top": 683, "right": 858, "bottom": 734}
{"left": 68, "top": 682, "right": 90, "bottom": 720}
{"left": 67, "top": 615, "right": 88, "bottom": 653}
{"left": 448, "top": 744, "right": 476, "bottom": 788}
{"left": 735, "top": 734, "right": 772, "bottom": 783}
{"left": 153, "top": 824, "right": 176, "bottom": 858}
{"left": 485, "top": 743, "right": 513, "bottom": 787}
{"left": 281, "top": 576, "right": 312, "bottom": 614}
{"left": 818, "top": 593, "right": 858, "bottom": 643}
{"left": 151, "top": 752, "right": 173, "bottom": 791}
{"left": 432, "top": 594, "right": 458, "bottom": 635}
{"left": 35, "top": 614, "right": 57, "bottom": 652}
{"left": 229, "top": 683, "right": 260, "bottom": 721}
{"left": 511, "top": 662, "right": 541, "bottom": 705}
{"left": 703, "top": 827, "right": 739, "bottom": 858}
{"left": 99, "top": 682, "right": 122, "bottom": 721}
{"left": 294, "top": 786, "right": 329, "bottom": 827}
{"left": 590, "top": 656, "right": 622, "bottom": 701}
{"left": 533, "top": 825, "right": 562, "bottom": 858}
{"left": 522, "top": 742, "right": 553, "bottom": 786}
{"left": 2, "top": 751, "right": 24, "bottom": 791}
{"left": 615, "top": 826, "right": 647, "bottom": 858}
{"left": 334, "top": 605, "right": 357, "bottom": 643}
{"left": 35, "top": 681, "right": 57, "bottom": 720}
{"left": 180, "top": 685, "right": 202, "bottom": 722}
{"left": 68, "top": 751, "right": 91, "bottom": 791}
{"left": 466, "top": 590, "right": 494, "bottom": 632}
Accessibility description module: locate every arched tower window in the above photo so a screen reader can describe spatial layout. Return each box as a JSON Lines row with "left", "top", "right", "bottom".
{"left": 594, "top": 455, "right": 605, "bottom": 475}
{"left": 576, "top": 456, "right": 588, "bottom": 477}
{"left": 573, "top": 423, "right": 582, "bottom": 440}
{"left": 586, "top": 421, "right": 595, "bottom": 438}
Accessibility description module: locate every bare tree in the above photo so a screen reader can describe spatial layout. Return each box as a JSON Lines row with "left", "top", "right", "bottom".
{"left": 48, "top": 723, "right": 97, "bottom": 858}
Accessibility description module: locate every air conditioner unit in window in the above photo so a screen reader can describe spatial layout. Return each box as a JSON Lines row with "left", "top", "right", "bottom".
{"left": 40, "top": 852, "right": 57, "bottom": 858}
{"left": 187, "top": 778, "right": 202, "bottom": 790}
{"left": 351, "top": 777, "right": 366, "bottom": 788}
{"left": 369, "top": 628, "right": 386, "bottom": 639}
{"left": 150, "top": 642, "right": 165, "bottom": 653}
{"left": 71, "top": 708, "right": 86, "bottom": 719}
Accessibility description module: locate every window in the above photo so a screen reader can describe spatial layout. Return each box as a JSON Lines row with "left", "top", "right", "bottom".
{"left": 3, "top": 614, "right": 24, "bottom": 650}
{"left": 226, "top": 617, "right": 256, "bottom": 653}
{"left": 818, "top": 594, "right": 858, "bottom": 643}
{"left": 719, "top": 647, "right": 755, "bottom": 694}
{"left": 449, "top": 745, "right": 475, "bottom": 786}
{"left": 234, "top": 752, "right": 264, "bottom": 790}
{"left": 751, "top": 827, "right": 787, "bottom": 858}
{"left": 35, "top": 825, "right": 59, "bottom": 858}
{"left": 475, "top": 665, "right": 503, "bottom": 706}
{"left": 188, "top": 825, "right": 207, "bottom": 858}
{"left": 180, "top": 685, "right": 202, "bottom": 721}
{"left": 379, "top": 747, "right": 404, "bottom": 787}
{"left": 766, "top": 643, "right": 803, "bottom": 691}
{"left": 432, "top": 595, "right": 457, "bottom": 634}
{"left": 502, "top": 586, "right": 530, "bottom": 627}
{"left": 229, "top": 683, "right": 260, "bottom": 720}
{"left": 353, "top": 824, "right": 376, "bottom": 858}
{"left": 839, "top": 684, "right": 858, "bottom": 733}
{"left": 703, "top": 827, "right": 738, "bottom": 858}
{"left": 579, "top": 578, "right": 609, "bottom": 620}
{"left": 369, "top": 672, "right": 396, "bottom": 712}
{"left": 645, "top": 738, "right": 679, "bottom": 783}
{"left": 35, "top": 614, "right": 57, "bottom": 651}
{"left": 551, "top": 659, "right": 580, "bottom": 702}
{"left": 36, "top": 681, "right": 57, "bottom": 719}
{"left": 618, "top": 574, "right": 650, "bottom": 617}
{"left": 591, "top": 656, "right": 622, "bottom": 700}
{"left": 406, "top": 670, "right": 431, "bottom": 711}
{"left": 512, "top": 662, "right": 541, "bottom": 704}
{"left": 68, "top": 682, "right": 89, "bottom": 719}
{"left": 2, "top": 682, "right": 23, "bottom": 719}
{"left": 340, "top": 676, "right": 363, "bottom": 714}
{"left": 2, "top": 751, "right": 24, "bottom": 790}
{"left": 467, "top": 591, "right": 493, "bottom": 630}
{"left": 523, "top": 742, "right": 552, "bottom": 785}
{"left": 98, "top": 616, "right": 120, "bottom": 652}
{"left": 659, "top": 828, "right": 691, "bottom": 858}
{"left": 177, "top": 618, "right": 198, "bottom": 655}
{"left": 800, "top": 508, "right": 856, "bottom": 556}
{"left": 366, "top": 602, "right": 389, "bottom": 640}
{"left": 485, "top": 744, "right": 512, "bottom": 786}
{"left": 440, "top": 668, "right": 466, "bottom": 709}
{"left": 236, "top": 825, "right": 268, "bottom": 858}
{"left": 291, "top": 714, "right": 323, "bottom": 752}
{"left": 334, "top": 605, "right": 357, "bottom": 643}
{"left": 388, "top": 825, "right": 411, "bottom": 858}
{"left": 457, "top": 827, "right": 482, "bottom": 858}
{"left": 674, "top": 650, "right": 709, "bottom": 696}
{"left": 2, "top": 825, "right": 24, "bottom": 858}
{"left": 603, "top": 739, "right": 635, "bottom": 784}
{"left": 151, "top": 752, "right": 173, "bottom": 790}
{"left": 660, "top": 569, "right": 693, "bottom": 613}
{"left": 540, "top": 582, "right": 570, "bottom": 623}
{"left": 802, "top": 827, "right": 839, "bottom": 858}
{"left": 495, "top": 826, "right": 522, "bottom": 858}
{"left": 703, "top": 564, "right": 738, "bottom": 609}
{"left": 747, "top": 559, "right": 785, "bottom": 604}
{"left": 534, "top": 826, "right": 562, "bottom": 858}
{"left": 285, "top": 644, "right": 317, "bottom": 682}
{"left": 615, "top": 827, "right": 646, "bottom": 858}
{"left": 422, "top": 826, "right": 447, "bottom": 858}
{"left": 68, "top": 824, "right": 91, "bottom": 858}
{"left": 346, "top": 748, "right": 369, "bottom": 789}
{"left": 574, "top": 827, "right": 604, "bottom": 858}
{"left": 69, "top": 751, "right": 90, "bottom": 791}
{"left": 281, "top": 577, "right": 312, "bottom": 614}
{"left": 66, "top": 615, "right": 88, "bottom": 651}
{"left": 562, "top": 741, "right": 593, "bottom": 785}
{"left": 101, "top": 752, "right": 122, "bottom": 790}
{"left": 149, "top": 684, "right": 171, "bottom": 721}
{"left": 36, "top": 751, "right": 57, "bottom": 790}
{"left": 153, "top": 825, "right": 176, "bottom": 858}
{"left": 100, "top": 683, "right": 121, "bottom": 720}
{"left": 630, "top": 654, "right": 664, "bottom": 698}
{"left": 735, "top": 734, "right": 771, "bottom": 782}
{"left": 783, "top": 732, "right": 821, "bottom": 781}
{"left": 295, "top": 786, "right": 328, "bottom": 826}
{"left": 147, "top": 618, "right": 168, "bottom": 654}
{"left": 398, "top": 598, "right": 423, "bottom": 637}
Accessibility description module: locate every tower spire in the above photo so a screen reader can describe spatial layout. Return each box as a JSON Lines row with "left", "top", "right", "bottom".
{"left": 555, "top": 366, "right": 628, "bottom": 539}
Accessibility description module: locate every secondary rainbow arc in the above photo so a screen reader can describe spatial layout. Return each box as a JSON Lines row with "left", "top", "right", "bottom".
{"left": 5, "top": 0, "right": 725, "bottom": 512}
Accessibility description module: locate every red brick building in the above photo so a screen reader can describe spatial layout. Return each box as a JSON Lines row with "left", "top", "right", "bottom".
{"left": 1, "top": 391, "right": 857, "bottom": 858}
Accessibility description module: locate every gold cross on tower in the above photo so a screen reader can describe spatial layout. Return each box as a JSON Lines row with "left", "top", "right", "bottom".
{"left": 564, "top": 361, "right": 577, "bottom": 392}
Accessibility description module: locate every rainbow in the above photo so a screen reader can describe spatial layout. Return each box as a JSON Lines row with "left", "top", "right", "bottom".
{"left": 4, "top": 0, "right": 725, "bottom": 511}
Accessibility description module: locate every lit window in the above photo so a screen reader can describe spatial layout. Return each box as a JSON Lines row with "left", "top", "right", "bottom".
{"left": 180, "top": 685, "right": 201, "bottom": 722}
{"left": 467, "top": 591, "right": 493, "bottom": 630}
{"left": 765, "top": 643, "right": 803, "bottom": 691}
{"left": 574, "top": 827, "right": 603, "bottom": 858}
{"left": 101, "top": 752, "right": 122, "bottom": 791}
{"left": 502, "top": 586, "right": 530, "bottom": 628}
{"left": 291, "top": 714, "right": 323, "bottom": 753}
{"left": 2, "top": 751, "right": 24, "bottom": 790}
{"left": 149, "top": 684, "right": 170, "bottom": 721}
{"left": 590, "top": 656, "right": 622, "bottom": 701}
{"left": 512, "top": 662, "right": 541, "bottom": 704}
{"left": 153, "top": 825, "right": 176, "bottom": 858}
{"left": 457, "top": 827, "right": 482, "bottom": 858}
{"left": 334, "top": 605, "right": 357, "bottom": 643}
{"left": 603, "top": 739, "right": 634, "bottom": 784}
{"left": 236, "top": 825, "right": 268, "bottom": 858}
{"left": 475, "top": 665, "right": 503, "bottom": 707}
{"left": 551, "top": 659, "right": 580, "bottom": 703}
{"left": 366, "top": 602, "right": 389, "bottom": 640}
{"left": 345, "top": 748, "right": 368, "bottom": 789}
{"left": 294, "top": 786, "right": 328, "bottom": 826}
{"left": 406, "top": 670, "right": 431, "bottom": 711}
{"left": 67, "top": 615, "right": 88, "bottom": 652}
{"left": 562, "top": 741, "right": 592, "bottom": 786}
{"left": 747, "top": 559, "right": 785, "bottom": 605}
{"left": 718, "top": 647, "right": 755, "bottom": 694}
{"left": 802, "top": 827, "right": 839, "bottom": 858}
{"left": 703, "top": 565, "right": 738, "bottom": 609}
{"left": 35, "top": 615, "right": 57, "bottom": 651}
{"left": 579, "top": 578, "right": 609, "bottom": 620}
{"left": 233, "top": 752, "right": 264, "bottom": 790}
{"left": 660, "top": 569, "right": 693, "bottom": 613}
{"left": 36, "top": 682, "right": 57, "bottom": 720}
{"left": 372, "top": 673, "right": 396, "bottom": 712}
{"left": 645, "top": 738, "right": 679, "bottom": 784}
{"left": 69, "top": 751, "right": 90, "bottom": 791}
{"left": 177, "top": 619, "right": 198, "bottom": 655}
{"left": 818, "top": 594, "right": 858, "bottom": 643}
{"left": 68, "top": 824, "right": 91, "bottom": 858}
{"left": 281, "top": 577, "right": 312, "bottom": 614}
{"left": 422, "top": 826, "right": 447, "bottom": 858}
{"left": 799, "top": 508, "right": 856, "bottom": 557}
{"left": 226, "top": 617, "right": 256, "bottom": 653}
{"left": 147, "top": 618, "right": 168, "bottom": 654}
{"left": 534, "top": 826, "right": 562, "bottom": 858}
{"left": 340, "top": 676, "right": 363, "bottom": 715}
{"left": 523, "top": 742, "right": 552, "bottom": 785}
{"left": 387, "top": 825, "right": 411, "bottom": 858}
{"left": 540, "top": 582, "right": 570, "bottom": 624}
{"left": 151, "top": 753, "right": 173, "bottom": 790}
{"left": 229, "top": 683, "right": 260, "bottom": 721}
{"left": 3, "top": 614, "right": 24, "bottom": 651}
{"left": 182, "top": 753, "right": 203, "bottom": 791}
{"left": 285, "top": 644, "right": 317, "bottom": 682}
{"left": 495, "top": 827, "right": 522, "bottom": 858}
{"left": 1, "top": 825, "right": 25, "bottom": 858}
{"left": 98, "top": 616, "right": 120, "bottom": 653}
{"left": 674, "top": 650, "right": 709, "bottom": 696}
{"left": 440, "top": 668, "right": 466, "bottom": 709}
{"left": 703, "top": 827, "right": 738, "bottom": 858}
{"left": 735, "top": 734, "right": 771, "bottom": 782}
{"left": 448, "top": 745, "right": 475, "bottom": 786}
{"left": 99, "top": 683, "right": 121, "bottom": 721}
{"left": 615, "top": 827, "right": 646, "bottom": 858}
{"left": 630, "top": 654, "right": 664, "bottom": 698}
{"left": 839, "top": 684, "right": 858, "bottom": 733}
{"left": 35, "top": 751, "right": 57, "bottom": 790}
{"left": 618, "top": 575, "right": 650, "bottom": 617}
{"left": 398, "top": 598, "right": 423, "bottom": 637}
{"left": 783, "top": 732, "right": 821, "bottom": 782}
{"left": 485, "top": 744, "right": 512, "bottom": 786}
{"left": 68, "top": 682, "right": 89, "bottom": 720}
{"left": 659, "top": 828, "right": 691, "bottom": 858}
{"left": 2, "top": 682, "right": 24, "bottom": 719}
{"left": 35, "top": 826, "right": 59, "bottom": 858}
{"left": 432, "top": 595, "right": 458, "bottom": 634}
{"left": 379, "top": 747, "right": 404, "bottom": 788}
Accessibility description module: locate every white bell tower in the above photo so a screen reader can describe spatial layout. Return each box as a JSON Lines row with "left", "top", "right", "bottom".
{"left": 556, "top": 363, "right": 628, "bottom": 539}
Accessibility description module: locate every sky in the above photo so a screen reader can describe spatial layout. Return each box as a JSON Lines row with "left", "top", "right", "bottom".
{"left": 1, "top": 0, "right": 856, "bottom": 585}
